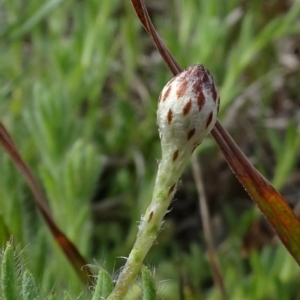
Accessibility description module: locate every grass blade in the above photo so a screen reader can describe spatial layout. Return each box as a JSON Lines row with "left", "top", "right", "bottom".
{"left": 0, "top": 0, "right": 64, "bottom": 40}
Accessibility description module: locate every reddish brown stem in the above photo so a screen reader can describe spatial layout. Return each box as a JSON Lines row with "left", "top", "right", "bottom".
{"left": 0, "top": 122, "right": 94, "bottom": 285}
{"left": 131, "top": 0, "right": 182, "bottom": 76}
{"left": 211, "top": 121, "right": 300, "bottom": 265}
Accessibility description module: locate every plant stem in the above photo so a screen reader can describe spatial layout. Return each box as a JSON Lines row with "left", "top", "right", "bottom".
{"left": 107, "top": 151, "right": 187, "bottom": 300}
{"left": 191, "top": 155, "right": 226, "bottom": 300}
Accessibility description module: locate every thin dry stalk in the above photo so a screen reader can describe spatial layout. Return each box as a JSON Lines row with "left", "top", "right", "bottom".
{"left": 191, "top": 155, "right": 226, "bottom": 300}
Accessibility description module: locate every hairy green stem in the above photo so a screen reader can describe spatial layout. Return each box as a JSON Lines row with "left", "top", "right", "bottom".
{"left": 107, "top": 151, "right": 187, "bottom": 300}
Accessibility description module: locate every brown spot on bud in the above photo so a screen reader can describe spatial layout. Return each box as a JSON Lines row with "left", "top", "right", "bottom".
{"left": 168, "top": 183, "right": 176, "bottom": 196}
{"left": 211, "top": 84, "right": 217, "bottom": 102}
{"left": 173, "top": 149, "right": 179, "bottom": 162}
{"left": 187, "top": 128, "right": 196, "bottom": 140}
{"left": 148, "top": 211, "right": 154, "bottom": 223}
{"left": 192, "top": 78, "right": 202, "bottom": 93}
{"left": 162, "top": 85, "right": 171, "bottom": 102}
{"left": 191, "top": 64, "right": 205, "bottom": 77}
{"left": 202, "top": 72, "right": 210, "bottom": 84}
{"left": 182, "top": 99, "right": 192, "bottom": 116}
{"left": 167, "top": 109, "right": 173, "bottom": 124}
{"left": 197, "top": 90, "right": 205, "bottom": 111}
{"left": 177, "top": 80, "right": 188, "bottom": 98}
{"left": 206, "top": 111, "right": 213, "bottom": 129}
{"left": 192, "top": 78, "right": 206, "bottom": 111}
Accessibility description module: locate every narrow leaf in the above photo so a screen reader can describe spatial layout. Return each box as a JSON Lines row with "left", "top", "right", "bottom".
{"left": 211, "top": 121, "right": 300, "bottom": 265}
{"left": 22, "top": 270, "right": 39, "bottom": 300}
{"left": 141, "top": 266, "right": 157, "bottom": 300}
{"left": 92, "top": 269, "right": 113, "bottom": 300}
{"left": 0, "top": 0, "right": 64, "bottom": 40}
{"left": 0, "top": 123, "right": 94, "bottom": 284}
{"left": 1, "top": 240, "right": 19, "bottom": 300}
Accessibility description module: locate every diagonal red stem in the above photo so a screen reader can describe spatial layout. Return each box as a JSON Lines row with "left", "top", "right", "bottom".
{"left": 0, "top": 122, "right": 94, "bottom": 284}
{"left": 131, "top": 0, "right": 182, "bottom": 75}
{"left": 211, "top": 121, "right": 300, "bottom": 264}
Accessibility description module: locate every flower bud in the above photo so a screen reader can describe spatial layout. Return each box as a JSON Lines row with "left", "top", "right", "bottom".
{"left": 157, "top": 64, "right": 220, "bottom": 160}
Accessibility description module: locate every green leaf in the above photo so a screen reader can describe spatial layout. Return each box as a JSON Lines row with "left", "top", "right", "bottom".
{"left": 92, "top": 269, "right": 114, "bottom": 300}
{"left": 1, "top": 240, "right": 19, "bottom": 300}
{"left": 271, "top": 123, "right": 300, "bottom": 190}
{"left": 0, "top": 0, "right": 64, "bottom": 40}
{"left": 63, "top": 290, "right": 72, "bottom": 300}
{"left": 0, "top": 122, "right": 93, "bottom": 285}
{"left": 22, "top": 270, "right": 39, "bottom": 300}
{"left": 141, "top": 266, "right": 156, "bottom": 300}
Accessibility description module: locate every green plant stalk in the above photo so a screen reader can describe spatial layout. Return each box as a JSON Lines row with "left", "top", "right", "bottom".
{"left": 107, "top": 153, "right": 183, "bottom": 300}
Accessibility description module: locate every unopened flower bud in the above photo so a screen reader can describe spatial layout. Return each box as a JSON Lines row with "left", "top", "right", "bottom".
{"left": 157, "top": 64, "right": 220, "bottom": 160}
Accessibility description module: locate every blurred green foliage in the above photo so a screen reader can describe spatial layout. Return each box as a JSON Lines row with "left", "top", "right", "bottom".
{"left": 0, "top": 0, "right": 300, "bottom": 299}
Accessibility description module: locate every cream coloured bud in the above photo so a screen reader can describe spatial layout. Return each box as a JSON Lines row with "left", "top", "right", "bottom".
{"left": 157, "top": 64, "right": 220, "bottom": 159}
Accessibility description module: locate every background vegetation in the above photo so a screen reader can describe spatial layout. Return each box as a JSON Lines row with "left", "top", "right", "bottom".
{"left": 0, "top": 0, "right": 300, "bottom": 299}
